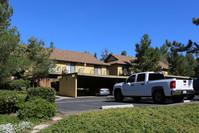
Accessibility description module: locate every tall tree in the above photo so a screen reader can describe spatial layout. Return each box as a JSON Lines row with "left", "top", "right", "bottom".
{"left": 100, "top": 48, "right": 110, "bottom": 61}
{"left": 15, "top": 37, "right": 55, "bottom": 87}
{"left": 0, "top": 0, "right": 20, "bottom": 87}
{"left": 0, "top": 0, "right": 13, "bottom": 32}
{"left": 94, "top": 52, "right": 97, "bottom": 58}
{"left": 193, "top": 18, "right": 199, "bottom": 25}
{"left": 0, "top": 28, "right": 20, "bottom": 86}
{"left": 121, "top": 51, "right": 127, "bottom": 56}
{"left": 166, "top": 41, "right": 196, "bottom": 76}
{"left": 133, "top": 34, "right": 161, "bottom": 72}
{"left": 185, "top": 53, "right": 196, "bottom": 76}
{"left": 166, "top": 18, "right": 198, "bottom": 54}
{"left": 160, "top": 43, "right": 169, "bottom": 65}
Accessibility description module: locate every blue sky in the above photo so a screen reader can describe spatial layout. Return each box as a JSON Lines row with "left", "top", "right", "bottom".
{"left": 10, "top": 0, "right": 199, "bottom": 58}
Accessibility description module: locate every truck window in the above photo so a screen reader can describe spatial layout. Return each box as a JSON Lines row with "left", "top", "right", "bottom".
{"left": 149, "top": 73, "right": 165, "bottom": 81}
{"left": 137, "top": 74, "right": 145, "bottom": 82}
{"left": 127, "top": 75, "right": 135, "bottom": 83}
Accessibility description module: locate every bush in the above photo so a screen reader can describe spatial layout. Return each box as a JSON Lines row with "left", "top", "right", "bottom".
{"left": 27, "top": 87, "right": 55, "bottom": 103}
{"left": 0, "top": 90, "right": 27, "bottom": 113}
{"left": 51, "top": 81, "right": 59, "bottom": 91}
{"left": 18, "top": 97, "right": 56, "bottom": 120}
{"left": 10, "top": 79, "right": 30, "bottom": 90}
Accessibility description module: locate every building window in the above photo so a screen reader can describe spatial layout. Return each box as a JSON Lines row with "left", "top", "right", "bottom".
{"left": 94, "top": 65, "right": 102, "bottom": 75}
{"left": 122, "top": 65, "right": 129, "bottom": 75}
{"left": 66, "top": 63, "right": 75, "bottom": 73}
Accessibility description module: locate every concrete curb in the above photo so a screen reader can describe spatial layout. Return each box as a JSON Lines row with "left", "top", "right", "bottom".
{"left": 101, "top": 104, "right": 134, "bottom": 109}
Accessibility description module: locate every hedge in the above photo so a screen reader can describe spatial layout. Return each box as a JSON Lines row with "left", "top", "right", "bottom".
{"left": 27, "top": 87, "right": 55, "bottom": 103}
{"left": 0, "top": 90, "right": 27, "bottom": 114}
{"left": 10, "top": 79, "right": 30, "bottom": 91}
{"left": 18, "top": 97, "right": 56, "bottom": 120}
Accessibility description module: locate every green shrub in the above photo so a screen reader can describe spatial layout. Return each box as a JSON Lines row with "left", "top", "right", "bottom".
{"left": 0, "top": 90, "right": 27, "bottom": 113}
{"left": 10, "top": 79, "right": 30, "bottom": 90}
{"left": 18, "top": 97, "right": 56, "bottom": 120}
{"left": 51, "top": 81, "right": 59, "bottom": 91}
{"left": 27, "top": 87, "right": 55, "bottom": 103}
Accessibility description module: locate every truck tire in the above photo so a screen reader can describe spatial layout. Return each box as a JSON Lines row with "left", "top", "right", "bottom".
{"left": 152, "top": 90, "right": 165, "bottom": 104}
{"left": 133, "top": 97, "right": 141, "bottom": 102}
{"left": 114, "top": 90, "right": 123, "bottom": 102}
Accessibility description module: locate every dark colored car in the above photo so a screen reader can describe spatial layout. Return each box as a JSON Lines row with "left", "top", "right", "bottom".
{"left": 190, "top": 75, "right": 199, "bottom": 95}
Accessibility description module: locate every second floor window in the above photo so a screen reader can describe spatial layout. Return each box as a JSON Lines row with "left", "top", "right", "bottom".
{"left": 66, "top": 63, "right": 75, "bottom": 73}
{"left": 94, "top": 65, "right": 102, "bottom": 75}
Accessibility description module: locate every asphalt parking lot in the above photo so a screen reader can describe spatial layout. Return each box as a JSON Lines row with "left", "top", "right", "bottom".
{"left": 55, "top": 95, "right": 199, "bottom": 113}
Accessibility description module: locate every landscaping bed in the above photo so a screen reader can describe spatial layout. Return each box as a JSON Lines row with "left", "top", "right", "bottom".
{"left": 40, "top": 103, "right": 199, "bottom": 133}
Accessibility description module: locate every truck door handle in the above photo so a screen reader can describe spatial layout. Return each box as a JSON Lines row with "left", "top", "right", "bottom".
{"left": 131, "top": 84, "right": 134, "bottom": 86}
{"left": 141, "top": 83, "right": 144, "bottom": 85}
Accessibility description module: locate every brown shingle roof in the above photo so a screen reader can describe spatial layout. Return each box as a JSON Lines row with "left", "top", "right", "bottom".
{"left": 106, "top": 54, "right": 168, "bottom": 69}
{"left": 50, "top": 49, "right": 109, "bottom": 66}
{"left": 105, "top": 54, "right": 136, "bottom": 65}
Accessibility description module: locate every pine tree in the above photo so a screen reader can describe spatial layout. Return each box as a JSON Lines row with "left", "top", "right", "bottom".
{"left": 0, "top": 0, "right": 13, "bottom": 32}
{"left": 160, "top": 43, "right": 169, "bottom": 65}
{"left": 133, "top": 34, "right": 161, "bottom": 72}
{"left": 94, "top": 52, "right": 97, "bottom": 58}
{"left": 121, "top": 51, "right": 127, "bottom": 56}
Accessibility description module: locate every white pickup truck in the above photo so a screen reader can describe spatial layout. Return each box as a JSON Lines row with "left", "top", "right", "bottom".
{"left": 114, "top": 72, "right": 194, "bottom": 103}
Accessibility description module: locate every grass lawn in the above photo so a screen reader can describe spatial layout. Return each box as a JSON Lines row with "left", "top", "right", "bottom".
{"left": 40, "top": 103, "right": 199, "bottom": 133}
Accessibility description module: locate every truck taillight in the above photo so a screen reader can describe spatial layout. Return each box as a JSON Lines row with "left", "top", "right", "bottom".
{"left": 170, "top": 81, "right": 176, "bottom": 89}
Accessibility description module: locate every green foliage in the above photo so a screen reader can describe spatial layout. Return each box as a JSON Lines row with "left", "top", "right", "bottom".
{"left": 0, "top": 28, "right": 20, "bottom": 87}
{"left": 193, "top": 18, "right": 199, "bottom": 25}
{"left": 51, "top": 81, "right": 59, "bottom": 91}
{"left": 40, "top": 103, "right": 199, "bottom": 133}
{"left": 0, "top": 90, "right": 27, "bottom": 113}
{"left": 27, "top": 87, "right": 55, "bottom": 103}
{"left": 160, "top": 43, "right": 169, "bottom": 65}
{"left": 166, "top": 40, "right": 196, "bottom": 76}
{"left": 0, "top": 0, "right": 13, "bottom": 31}
{"left": 121, "top": 51, "right": 127, "bottom": 56}
{"left": 18, "top": 97, "right": 56, "bottom": 120}
{"left": 10, "top": 79, "right": 30, "bottom": 90}
{"left": 133, "top": 34, "right": 161, "bottom": 72}
{"left": 94, "top": 52, "right": 97, "bottom": 58}
{"left": 0, "top": 114, "right": 21, "bottom": 125}
{"left": 18, "top": 37, "right": 55, "bottom": 87}
{"left": 100, "top": 48, "right": 110, "bottom": 61}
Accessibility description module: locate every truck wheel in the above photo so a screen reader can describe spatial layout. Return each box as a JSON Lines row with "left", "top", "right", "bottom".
{"left": 152, "top": 90, "right": 165, "bottom": 104}
{"left": 186, "top": 95, "right": 195, "bottom": 100}
{"left": 114, "top": 90, "right": 123, "bottom": 102}
{"left": 133, "top": 97, "right": 141, "bottom": 102}
{"left": 172, "top": 96, "right": 184, "bottom": 103}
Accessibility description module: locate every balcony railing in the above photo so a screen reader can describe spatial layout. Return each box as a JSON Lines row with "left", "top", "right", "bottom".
{"left": 49, "top": 67, "right": 109, "bottom": 75}
{"left": 119, "top": 69, "right": 131, "bottom": 76}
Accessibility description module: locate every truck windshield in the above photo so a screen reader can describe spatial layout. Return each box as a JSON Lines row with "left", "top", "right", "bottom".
{"left": 149, "top": 73, "right": 165, "bottom": 81}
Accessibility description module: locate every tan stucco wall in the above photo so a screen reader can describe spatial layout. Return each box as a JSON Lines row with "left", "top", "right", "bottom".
{"left": 109, "top": 64, "right": 118, "bottom": 75}
{"left": 55, "top": 61, "right": 108, "bottom": 75}
{"left": 59, "top": 74, "right": 77, "bottom": 98}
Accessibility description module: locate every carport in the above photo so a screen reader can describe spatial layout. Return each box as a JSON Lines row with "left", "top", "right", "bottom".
{"left": 58, "top": 73, "right": 128, "bottom": 98}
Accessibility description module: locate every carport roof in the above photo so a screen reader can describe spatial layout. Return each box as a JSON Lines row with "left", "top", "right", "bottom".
{"left": 63, "top": 72, "right": 129, "bottom": 79}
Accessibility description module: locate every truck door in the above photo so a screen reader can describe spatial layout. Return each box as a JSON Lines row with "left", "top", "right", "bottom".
{"left": 123, "top": 75, "right": 136, "bottom": 96}
{"left": 134, "top": 73, "right": 147, "bottom": 96}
